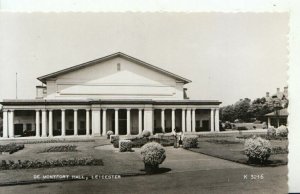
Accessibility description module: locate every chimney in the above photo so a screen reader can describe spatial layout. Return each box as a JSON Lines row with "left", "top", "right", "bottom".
{"left": 266, "top": 92, "right": 270, "bottom": 97}
{"left": 284, "top": 86, "right": 288, "bottom": 93}
{"left": 277, "top": 88, "right": 280, "bottom": 93}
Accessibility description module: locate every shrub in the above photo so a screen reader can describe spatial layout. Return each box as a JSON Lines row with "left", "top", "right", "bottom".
{"left": 253, "top": 120, "right": 261, "bottom": 124}
{"left": 106, "top": 130, "right": 114, "bottom": 139}
{"left": 119, "top": 140, "right": 132, "bottom": 152}
{"left": 140, "top": 142, "right": 166, "bottom": 173}
{"left": 267, "top": 126, "right": 276, "bottom": 137}
{"left": 125, "top": 136, "right": 148, "bottom": 148}
{"left": 262, "top": 122, "right": 268, "bottom": 129}
{"left": 142, "top": 130, "right": 151, "bottom": 138}
{"left": 244, "top": 136, "right": 272, "bottom": 164}
{"left": 112, "top": 139, "right": 119, "bottom": 148}
{"left": 276, "top": 125, "right": 288, "bottom": 137}
{"left": 0, "top": 143, "right": 24, "bottom": 154}
{"left": 224, "top": 121, "right": 232, "bottom": 129}
{"left": 0, "top": 157, "right": 103, "bottom": 170}
{"left": 110, "top": 135, "right": 119, "bottom": 143}
{"left": 182, "top": 136, "right": 198, "bottom": 149}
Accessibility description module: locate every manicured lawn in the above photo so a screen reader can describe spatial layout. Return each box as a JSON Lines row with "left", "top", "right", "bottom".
{"left": 188, "top": 133, "right": 288, "bottom": 167}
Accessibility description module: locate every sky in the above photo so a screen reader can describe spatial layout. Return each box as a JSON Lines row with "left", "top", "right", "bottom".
{"left": 0, "top": 12, "right": 289, "bottom": 106}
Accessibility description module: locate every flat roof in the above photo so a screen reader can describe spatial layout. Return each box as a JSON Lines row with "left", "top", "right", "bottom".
{"left": 0, "top": 99, "right": 222, "bottom": 106}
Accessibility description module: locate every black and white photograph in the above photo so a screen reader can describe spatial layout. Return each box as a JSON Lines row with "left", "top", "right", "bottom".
{"left": 0, "top": 1, "right": 299, "bottom": 193}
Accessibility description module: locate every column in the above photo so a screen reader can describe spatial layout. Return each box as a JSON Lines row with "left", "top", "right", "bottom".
{"left": 215, "top": 108, "right": 220, "bottom": 132}
{"left": 161, "top": 109, "right": 165, "bottom": 133}
{"left": 102, "top": 108, "right": 107, "bottom": 136}
{"left": 9, "top": 110, "right": 14, "bottom": 138}
{"left": 3, "top": 110, "right": 8, "bottom": 138}
{"left": 182, "top": 109, "right": 186, "bottom": 132}
{"left": 171, "top": 109, "right": 175, "bottom": 133}
{"left": 41, "top": 109, "right": 47, "bottom": 137}
{"left": 144, "top": 107, "right": 153, "bottom": 133}
{"left": 192, "top": 108, "right": 196, "bottom": 132}
{"left": 92, "top": 108, "right": 101, "bottom": 136}
{"left": 86, "top": 109, "right": 90, "bottom": 135}
{"left": 36, "top": 110, "right": 40, "bottom": 137}
{"left": 61, "top": 109, "right": 65, "bottom": 136}
{"left": 267, "top": 117, "right": 271, "bottom": 128}
{"left": 74, "top": 109, "right": 78, "bottom": 136}
{"left": 210, "top": 108, "right": 215, "bottom": 132}
{"left": 48, "top": 110, "right": 53, "bottom": 137}
{"left": 115, "top": 108, "right": 119, "bottom": 135}
{"left": 138, "top": 108, "right": 143, "bottom": 135}
{"left": 127, "top": 108, "right": 131, "bottom": 135}
{"left": 186, "top": 108, "right": 191, "bottom": 132}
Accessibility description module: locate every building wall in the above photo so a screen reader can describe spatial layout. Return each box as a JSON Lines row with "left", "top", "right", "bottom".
{"left": 45, "top": 57, "right": 184, "bottom": 100}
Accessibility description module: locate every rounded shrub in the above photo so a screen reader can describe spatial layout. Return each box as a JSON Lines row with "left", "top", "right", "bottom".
{"left": 106, "top": 130, "right": 114, "bottom": 139}
{"left": 244, "top": 136, "right": 271, "bottom": 164}
{"left": 276, "top": 125, "right": 288, "bottom": 137}
{"left": 142, "top": 130, "right": 151, "bottom": 138}
{"left": 140, "top": 142, "right": 166, "bottom": 173}
{"left": 182, "top": 136, "right": 198, "bottom": 149}
{"left": 267, "top": 126, "right": 276, "bottom": 137}
{"left": 119, "top": 140, "right": 132, "bottom": 152}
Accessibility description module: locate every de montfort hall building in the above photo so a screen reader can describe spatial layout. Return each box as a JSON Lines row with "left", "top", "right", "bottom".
{"left": 1, "top": 52, "right": 221, "bottom": 139}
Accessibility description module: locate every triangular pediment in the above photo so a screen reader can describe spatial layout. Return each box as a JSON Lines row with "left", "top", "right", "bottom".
{"left": 38, "top": 52, "right": 191, "bottom": 84}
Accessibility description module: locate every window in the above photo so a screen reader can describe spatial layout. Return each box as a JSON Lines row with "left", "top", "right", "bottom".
{"left": 117, "top": 63, "right": 121, "bottom": 71}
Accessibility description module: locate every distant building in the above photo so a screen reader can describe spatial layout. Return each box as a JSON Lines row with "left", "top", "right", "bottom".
{"left": 264, "top": 87, "right": 288, "bottom": 128}
{"left": 265, "top": 108, "right": 288, "bottom": 128}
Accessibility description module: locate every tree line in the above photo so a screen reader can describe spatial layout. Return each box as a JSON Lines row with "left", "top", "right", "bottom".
{"left": 220, "top": 96, "right": 288, "bottom": 123}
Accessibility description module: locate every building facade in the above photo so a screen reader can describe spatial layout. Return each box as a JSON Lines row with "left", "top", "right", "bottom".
{"left": 1, "top": 52, "right": 221, "bottom": 139}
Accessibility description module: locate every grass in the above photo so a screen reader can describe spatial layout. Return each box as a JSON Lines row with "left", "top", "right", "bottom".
{"left": 188, "top": 134, "right": 288, "bottom": 167}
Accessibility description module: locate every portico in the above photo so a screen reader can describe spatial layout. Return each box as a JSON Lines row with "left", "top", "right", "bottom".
{"left": 1, "top": 100, "right": 221, "bottom": 139}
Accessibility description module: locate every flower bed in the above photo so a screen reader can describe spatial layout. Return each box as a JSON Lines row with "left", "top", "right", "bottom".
{"left": 0, "top": 143, "right": 25, "bottom": 154}
{"left": 0, "top": 157, "right": 103, "bottom": 170}
{"left": 13, "top": 139, "right": 95, "bottom": 144}
{"left": 42, "top": 145, "right": 77, "bottom": 152}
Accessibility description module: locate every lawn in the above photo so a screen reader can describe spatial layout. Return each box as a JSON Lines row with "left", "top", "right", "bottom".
{"left": 0, "top": 139, "right": 145, "bottom": 184}
{"left": 188, "top": 133, "right": 288, "bottom": 167}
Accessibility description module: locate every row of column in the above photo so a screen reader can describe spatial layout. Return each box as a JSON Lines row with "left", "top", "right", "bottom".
{"left": 160, "top": 108, "right": 220, "bottom": 133}
{"left": 2, "top": 107, "right": 220, "bottom": 138}
{"left": 2, "top": 109, "right": 91, "bottom": 138}
{"left": 92, "top": 108, "right": 144, "bottom": 136}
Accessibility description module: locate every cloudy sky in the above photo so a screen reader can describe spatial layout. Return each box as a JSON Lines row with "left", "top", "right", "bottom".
{"left": 0, "top": 12, "right": 288, "bottom": 105}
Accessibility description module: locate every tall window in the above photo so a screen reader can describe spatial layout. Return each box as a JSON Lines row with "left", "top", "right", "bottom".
{"left": 117, "top": 63, "right": 121, "bottom": 71}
